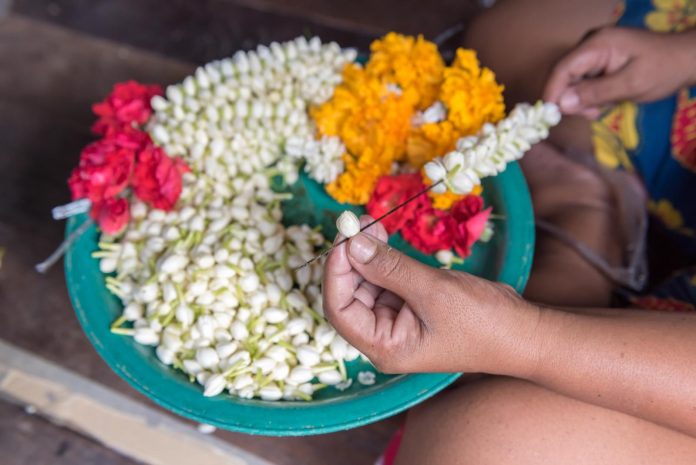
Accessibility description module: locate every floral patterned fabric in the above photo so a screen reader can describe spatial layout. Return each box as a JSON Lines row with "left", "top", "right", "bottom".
{"left": 592, "top": 0, "right": 696, "bottom": 310}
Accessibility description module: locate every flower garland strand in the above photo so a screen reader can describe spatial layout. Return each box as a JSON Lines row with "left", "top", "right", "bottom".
{"left": 424, "top": 101, "right": 561, "bottom": 194}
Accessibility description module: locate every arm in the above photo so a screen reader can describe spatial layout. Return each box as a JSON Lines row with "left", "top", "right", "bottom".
{"left": 323, "top": 227, "right": 696, "bottom": 438}
{"left": 528, "top": 306, "right": 696, "bottom": 437}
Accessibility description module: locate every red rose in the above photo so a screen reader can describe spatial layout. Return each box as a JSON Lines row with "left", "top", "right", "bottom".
{"left": 132, "top": 144, "right": 189, "bottom": 211}
{"left": 401, "top": 207, "right": 455, "bottom": 254}
{"left": 92, "top": 81, "right": 162, "bottom": 137}
{"left": 68, "top": 138, "right": 136, "bottom": 202}
{"left": 366, "top": 173, "right": 429, "bottom": 234}
{"left": 450, "top": 195, "right": 492, "bottom": 257}
{"left": 92, "top": 197, "right": 130, "bottom": 235}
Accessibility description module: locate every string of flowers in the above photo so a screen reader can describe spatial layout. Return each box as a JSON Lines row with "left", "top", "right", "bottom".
{"left": 424, "top": 101, "right": 561, "bottom": 195}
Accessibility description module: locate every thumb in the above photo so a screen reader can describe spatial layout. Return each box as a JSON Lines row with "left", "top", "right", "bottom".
{"left": 346, "top": 232, "right": 439, "bottom": 301}
{"left": 558, "top": 64, "right": 636, "bottom": 114}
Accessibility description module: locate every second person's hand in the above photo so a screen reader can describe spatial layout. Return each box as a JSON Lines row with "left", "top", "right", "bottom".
{"left": 544, "top": 27, "right": 696, "bottom": 118}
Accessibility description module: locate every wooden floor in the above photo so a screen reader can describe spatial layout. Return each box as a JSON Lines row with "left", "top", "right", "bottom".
{"left": 0, "top": 1, "right": 481, "bottom": 464}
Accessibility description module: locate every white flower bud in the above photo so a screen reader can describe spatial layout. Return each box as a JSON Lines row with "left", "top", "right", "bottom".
{"left": 265, "top": 345, "right": 289, "bottom": 363}
{"left": 216, "top": 341, "right": 238, "bottom": 359}
{"left": 159, "top": 254, "right": 188, "bottom": 274}
{"left": 253, "top": 357, "right": 276, "bottom": 374}
{"left": 336, "top": 210, "right": 360, "bottom": 238}
{"left": 263, "top": 307, "right": 288, "bottom": 324}
{"left": 175, "top": 304, "right": 195, "bottom": 327}
{"left": 314, "top": 323, "right": 335, "bottom": 347}
{"left": 230, "top": 321, "right": 249, "bottom": 340}
{"left": 330, "top": 336, "right": 348, "bottom": 360}
{"left": 435, "top": 250, "right": 455, "bottom": 266}
{"left": 292, "top": 332, "right": 310, "bottom": 346}
{"left": 239, "top": 273, "right": 260, "bottom": 293}
{"left": 213, "top": 328, "right": 233, "bottom": 343}
{"left": 196, "top": 347, "right": 220, "bottom": 369}
{"left": 233, "top": 374, "right": 254, "bottom": 390}
{"left": 357, "top": 371, "right": 376, "bottom": 386}
{"left": 100, "top": 257, "right": 117, "bottom": 274}
{"left": 137, "top": 283, "right": 159, "bottom": 303}
{"left": 259, "top": 384, "right": 282, "bottom": 401}
{"left": 288, "top": 366, "right": 314, "bottom": 385}
{"left": 238, "top": 386, "right": 255, "bottom": 399}
{"left": 156, "top": 346, "right": 175, "bottom": 365}
{"left": 286, "top": 317, "right": 307, "bottom": 335}
{"left": 183, "top": 359, "right": 202, "bottom": 375}
{"left": 161, "top": 331, "right": 182, "bottom": 351}
{"left": 296, "top": 345, "right": 320, "bottom": 367}
{"left": 271, "top": 362, "right": 290, "bottom": 381}
{"left": 134, "top": 327, "right": 159, "bottom": 345}
{"left": 295, "top": 266, "right": 311, "bottom": 289}
{"left": 317, "top": 369, "right": 342, "bottom": 385}
{"left": 123, "top": 302, "right": 143, "bottom": 321}
{"left": 227, "top": 350, "right": 251, "bottom": 367}
{"left": 203, "top": 373, "right": 227, "bottom": 397}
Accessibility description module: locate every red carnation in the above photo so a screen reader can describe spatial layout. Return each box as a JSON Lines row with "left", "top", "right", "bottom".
{"left": 401, "top": 207, "right": 455, "bottom": 254}
{"left": 92, "top": 197, "right": 130, "bottom": 235}
{"left": 68, "top": 138, "right": 136, "bottom": 203}
{"left": 92, "top": 81, "right": 162, "bottom": 137}
{"left": 366, "top": 173, "right": 429, "bottom": 234}
{"left": 132, "top": 144, "right": 189, "bottom": 211}
{"left": 450, "top": 196, "right": 492, "bottom": 258}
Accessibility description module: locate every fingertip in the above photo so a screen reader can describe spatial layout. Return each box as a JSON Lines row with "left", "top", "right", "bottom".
{"left": 559, "top": 89, "right": 581, "bottom": 114}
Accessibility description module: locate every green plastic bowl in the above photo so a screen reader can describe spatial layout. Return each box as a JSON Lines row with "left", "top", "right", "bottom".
{"left": 64, "top": 163, "right": 534, "bottom": 436}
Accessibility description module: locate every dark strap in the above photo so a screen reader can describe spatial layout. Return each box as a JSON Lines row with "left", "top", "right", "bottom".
{"left": 536, "top": 219, "right": 647, "bottom": 291}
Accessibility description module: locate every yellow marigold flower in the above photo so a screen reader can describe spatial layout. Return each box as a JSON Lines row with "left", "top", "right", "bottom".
{"left": 367, "top": 33, "right": 445, "bottom": 109}
{"left": 406, "top": 121, "right": 460, "bottom": 168}
{"left": 311, "top": 34, "right": 504, "bottom": 205}
{"left": 441, "top": 49, "right": 505, "bottom": 136}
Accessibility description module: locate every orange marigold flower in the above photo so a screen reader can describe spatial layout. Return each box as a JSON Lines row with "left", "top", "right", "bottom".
{"left": 312, "top": 34, "right": 503, "bottom": 206}
{"left": 367, "top": 33, "right": 445, "bottom": 110}
{"left": 440, "top": 49, "right": 505, "bottom": 136}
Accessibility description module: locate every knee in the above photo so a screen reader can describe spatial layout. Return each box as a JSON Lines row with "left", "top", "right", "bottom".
{"left": 396, "top": 377, "right": 550, "bottom": 465}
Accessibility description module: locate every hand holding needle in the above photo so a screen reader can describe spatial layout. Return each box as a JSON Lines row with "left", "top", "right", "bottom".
{"left": 293, "top": 180, "right": 444, "bottom": 270}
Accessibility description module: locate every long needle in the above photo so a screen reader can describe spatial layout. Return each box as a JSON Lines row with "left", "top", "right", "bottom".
{"left": 293, "top": 180, "right": 444, "bottom": 270}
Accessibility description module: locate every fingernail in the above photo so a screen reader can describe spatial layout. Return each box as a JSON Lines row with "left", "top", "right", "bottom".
{"left": 560, "top": 90, "right": 580, "bottom": 112}
{"left": 349, "top": 234, "right": 377, "bottom": 264}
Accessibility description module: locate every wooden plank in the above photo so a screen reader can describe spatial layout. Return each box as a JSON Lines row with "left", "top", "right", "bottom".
{"left": 0, "top": 399, "right": 141, "bottom": 465}
{"left": 0, "top": 15, "right": 400, "bottom": 465}
{"left": 0, "top": 339, "right": 276, "bottom": 465}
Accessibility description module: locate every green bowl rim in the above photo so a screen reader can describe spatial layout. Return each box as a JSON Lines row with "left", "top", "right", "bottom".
{"left": 64, "top": 161, "right": 534, "bottom": 436}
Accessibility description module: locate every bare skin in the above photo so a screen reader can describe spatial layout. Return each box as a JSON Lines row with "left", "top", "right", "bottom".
{"left": 321, "top": 2, "right": 696, "bottom": 462}
{"left": 322, "top": 221, "right": 696, "bottom": 464}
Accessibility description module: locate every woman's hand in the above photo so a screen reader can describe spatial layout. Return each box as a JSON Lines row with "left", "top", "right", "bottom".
{"left": 544, "top": 27, "right": 696, "bottom": 118}
{"left": 322, "top": 216, "right": 541, "bottom": 375}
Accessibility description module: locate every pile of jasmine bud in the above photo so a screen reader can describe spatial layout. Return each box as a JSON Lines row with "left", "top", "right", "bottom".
{"left": 98, "top": 173, "right": 362, "bottom": 400}
{"left": 148, "top": 36, "right": 356, "bottom": 185}
{"left": 424, "top": 101, "right": 561, "bottom": 194}
{"left": 96, "top": 37, "right": 365, "bottom": 401}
